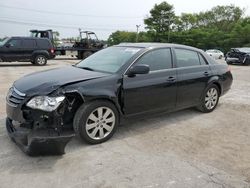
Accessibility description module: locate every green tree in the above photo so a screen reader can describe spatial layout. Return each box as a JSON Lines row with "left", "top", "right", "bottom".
{"left": 107, "top": 31, "right": 137, "bottom": 46}
{"left": 144, "top": 1, "right": 175, "bottom": 41}
{"left": 52, "top": 31, "right": 60, "bottom": 47}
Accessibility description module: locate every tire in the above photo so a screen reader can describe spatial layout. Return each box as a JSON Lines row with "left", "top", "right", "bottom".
{"left": 73, "top": 100, "right": 119, "bottom": 144}
{"left": 197, "top": 84, "right": 220, "bottom": 113}
{"left": 77, "top": 51, "right": 83, "bottom": 59}
{"left": 83, "top": 51, "right": 93, "bottom": 59}
{"left": 34, "top": 55, "right": 47, "bottom": 66}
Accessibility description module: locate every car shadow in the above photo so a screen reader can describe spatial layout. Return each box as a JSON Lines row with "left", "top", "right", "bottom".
{"left": 0, "top": 107, "right": 208, "bottom": 174}
{"left": 53, "top": 57, "right": 78, "bottom": 60}
{"left": 66, "top": 107, "right": 204, "bottom": 150}
{"left": 0, "top": 62, "right": 34, "bottom": 67}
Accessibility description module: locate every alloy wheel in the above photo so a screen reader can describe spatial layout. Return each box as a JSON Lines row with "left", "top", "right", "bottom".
{"left": 37, "top": 56, "right": 46, "bottom": 65}
{"left": 205, "top": 88, "right": 218, "bottom": 110}
{"left": 85, "top": 107, "right": 115, "bottom": 140}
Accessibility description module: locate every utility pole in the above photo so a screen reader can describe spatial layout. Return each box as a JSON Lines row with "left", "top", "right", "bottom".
{"left": 136, "top": 25, "right": 141, "bottom": 42}
{"left": 78, "top": 28, "right": 81, "bottom": 39}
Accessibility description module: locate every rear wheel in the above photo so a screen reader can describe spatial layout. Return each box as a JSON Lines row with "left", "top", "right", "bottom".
{"left": 73, "top": 100, "right": 119, "bottom": 144}
{"left": 34, "top": 55, "right": 47, "bottom": 66}
{"left": 197, "top": 84, "right": 220, "bottom": 113}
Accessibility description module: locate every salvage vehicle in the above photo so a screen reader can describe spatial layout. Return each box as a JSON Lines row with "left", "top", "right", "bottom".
{"left": 205, "top": 49, "right": 224, "bottom": 59}
{"left": 0, "top": 37, "right": 55, "bottom": 65}
{"left": 6, "top": 43, "right": 233, "bottom": 155}
{"left": 225, "top": 48, "right": 250, "bottom": 65}
{"left": 30, "top": 29, "right": 104, "bottom": 59}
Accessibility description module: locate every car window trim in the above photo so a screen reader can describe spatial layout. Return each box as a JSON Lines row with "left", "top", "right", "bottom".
{"left": 123, "top": 47, "right": 173, "bottom": 75}
{"left": 198, "top": 52, "right": 209, "bottom": 65}
{"left": 174, "top": 47, "right": 206, "bottom": 68}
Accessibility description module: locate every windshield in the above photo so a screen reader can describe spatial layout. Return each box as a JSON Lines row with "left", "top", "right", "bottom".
{"left": 238, "top": 48, "right": 250, "bottom": 53}
{"left": 76, "top": 46, "right": 142, "bottom": 73}
{"left": 0, "top": 37, "right": 9, "bottom": 47}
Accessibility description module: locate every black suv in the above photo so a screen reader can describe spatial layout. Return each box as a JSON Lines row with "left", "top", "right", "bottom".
{"left": 0, "top": 37, "right": 55, "bottom": 66}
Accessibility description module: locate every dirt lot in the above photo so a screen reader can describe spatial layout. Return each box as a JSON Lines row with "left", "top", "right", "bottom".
{"left": 0, "top": 58, "right": 250, "bottom": 188}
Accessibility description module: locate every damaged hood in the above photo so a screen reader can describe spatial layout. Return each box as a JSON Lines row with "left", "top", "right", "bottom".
{"left": 14, "top": 66, "right": 110, "bottom": 95}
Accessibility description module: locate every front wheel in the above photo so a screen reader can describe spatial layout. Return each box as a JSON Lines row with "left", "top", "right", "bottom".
{"left": 73, "top": 101, "right": 119, "bottom": 144}
{"left": 197, "top": 85, "right": 220, "bottom": 113}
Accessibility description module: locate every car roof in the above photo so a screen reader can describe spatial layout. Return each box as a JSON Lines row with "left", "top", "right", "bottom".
{"left": 116, "top": 42, "right": 202, "bottom": 52}
{"left": 10, "top": 36, "right": 50, "bottom": 41}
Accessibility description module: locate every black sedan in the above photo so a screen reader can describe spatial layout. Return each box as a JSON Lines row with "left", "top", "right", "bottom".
{"left": 225, "top": 48, "right": 250, "bottom": 65}
{"left": 6, "top": 43, "right": 233, "bottom": 155}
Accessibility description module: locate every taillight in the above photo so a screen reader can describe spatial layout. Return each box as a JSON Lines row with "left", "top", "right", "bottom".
{"left": 50, "top": 48, "right": 55, "bottom": 53}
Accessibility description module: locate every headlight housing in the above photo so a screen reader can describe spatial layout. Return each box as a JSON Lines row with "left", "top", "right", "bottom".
{"left": 26, "top": 96, "right": 65, "bottom": 112}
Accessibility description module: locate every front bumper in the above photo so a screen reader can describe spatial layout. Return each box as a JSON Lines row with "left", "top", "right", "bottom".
{"left": 6, "top": 118, "right": 75, "bottom": 156}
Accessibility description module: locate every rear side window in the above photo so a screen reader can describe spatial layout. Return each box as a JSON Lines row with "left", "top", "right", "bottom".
{"left": 7, "top": 39, "right": 22, "bottom": 47}
{"left": 22, "top": 39, "right": 36, "bottom": 48}
{"left": 38, "top": 39, "right": 51, "bottom": 48}
{"left": 136, "top": 48, "right": 172, "bottom": 71}
{"left": 175, "top": 49, "right": 200, "bottom": 67}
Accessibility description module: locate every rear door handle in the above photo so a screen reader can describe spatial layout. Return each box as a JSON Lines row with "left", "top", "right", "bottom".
{"left": 166, "top": 76, "right": 176, "bottom": 83}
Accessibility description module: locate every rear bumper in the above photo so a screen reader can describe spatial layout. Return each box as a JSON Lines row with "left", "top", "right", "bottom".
{"left": 6, "top": 118, "right": 75, "bottom": 156}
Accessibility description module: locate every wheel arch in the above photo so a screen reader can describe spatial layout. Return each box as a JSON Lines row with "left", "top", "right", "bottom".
{"left": 65, "top": 90, "right": 123, "bottom": 119}
{"left": 207, "top": 76, "right": 222, "bottom": 96}
{"left": 32, "top": 51, "right": 50, "bottom": 60}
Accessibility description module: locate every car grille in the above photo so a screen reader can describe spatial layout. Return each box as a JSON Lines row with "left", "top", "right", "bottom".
{"left": 6, "top": 87, "right": 26, "bottom": 107}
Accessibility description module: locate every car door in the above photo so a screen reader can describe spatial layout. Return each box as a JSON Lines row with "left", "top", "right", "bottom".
{"left": 122, "top": 48, "right": 177, "bottom": 115}
{"left": 21, "top": 39, "right": 37, "bottom": 60}
{"left": 3, "top": 38, "right": 22, "bottom": 61}
{"left": 174, "top": 48, "right": 212, "bottom": 108}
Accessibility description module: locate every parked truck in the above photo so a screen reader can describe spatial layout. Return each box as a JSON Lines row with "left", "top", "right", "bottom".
{"left": 30, "top": 29, "right": 104, "bottom": 59}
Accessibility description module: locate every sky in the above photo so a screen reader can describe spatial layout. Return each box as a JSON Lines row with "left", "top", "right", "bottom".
{"left": 0, "top": 0, "right": 250, "bottom": 40}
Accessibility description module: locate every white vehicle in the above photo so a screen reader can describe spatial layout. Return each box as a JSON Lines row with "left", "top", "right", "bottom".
{"left": 206, "top": 49, "right": 224, "bottom": 59}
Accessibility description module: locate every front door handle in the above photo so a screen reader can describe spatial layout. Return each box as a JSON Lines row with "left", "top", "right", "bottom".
{"left": 203, "top": 71, "right": 210, "bottom": 76}
{"left": 166, "top": 76, "right": 176, "bottom": 83}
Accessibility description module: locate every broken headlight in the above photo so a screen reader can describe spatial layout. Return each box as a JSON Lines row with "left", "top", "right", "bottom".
{"left": 26, "top": 96, "right": 65, "bottom": 112}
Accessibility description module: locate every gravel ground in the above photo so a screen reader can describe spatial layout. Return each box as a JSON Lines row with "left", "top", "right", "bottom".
{"left": 0, "top": 57, "right": 250, "bottom": 188}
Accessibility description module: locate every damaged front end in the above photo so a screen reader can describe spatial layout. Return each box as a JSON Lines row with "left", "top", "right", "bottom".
{"left": 6, "top": 87, "right": 77, "bottom": 156}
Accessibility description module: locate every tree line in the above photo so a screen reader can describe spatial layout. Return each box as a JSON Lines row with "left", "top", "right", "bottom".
{"left": 107, "top": 2, "right": 250, "bottom": 52}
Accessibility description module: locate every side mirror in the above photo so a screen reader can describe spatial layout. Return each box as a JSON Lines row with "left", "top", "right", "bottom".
{"left": 127, "top": 64, "right": 150, "bottom": 77}
{"left": 5, "top": 43, "right": 11, "bottom": 48}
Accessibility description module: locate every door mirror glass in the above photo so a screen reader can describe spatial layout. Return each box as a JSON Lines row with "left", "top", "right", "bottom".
{"left": 127, "top": 65, "right": 150, "bottom": 76}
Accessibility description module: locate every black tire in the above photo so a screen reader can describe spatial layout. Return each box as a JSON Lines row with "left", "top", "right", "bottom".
{"left": 34, "top": 55, "right": 47, "bottom": 66}
{"left": 73, "top": 100, "right": 119, "bottom": 144}
{"left": 77, "top": 51, "right": 83, "bottom": 59}
{"left": 83, "top": 51, "right": 93, "bottom": 59}
{"left": 197, "top": 84, "right": 220, "bottom": 113}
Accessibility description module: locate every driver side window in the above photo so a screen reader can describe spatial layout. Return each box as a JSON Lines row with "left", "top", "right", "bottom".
{"left": 135, "top": 48, "right": 172, "bottom": 71}
{"left": 7, "top": 39, "right": 21, "bottom": 48}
